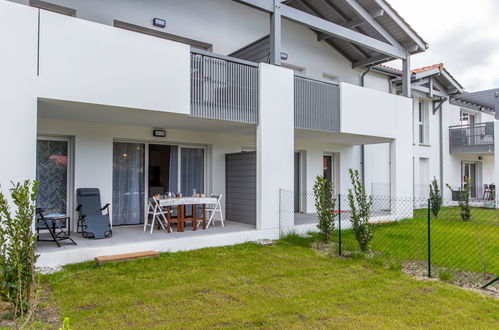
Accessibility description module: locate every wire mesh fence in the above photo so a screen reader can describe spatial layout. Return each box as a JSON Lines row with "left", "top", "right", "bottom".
{"left": 280, "top": 190, "right": 499, "bottom": 288}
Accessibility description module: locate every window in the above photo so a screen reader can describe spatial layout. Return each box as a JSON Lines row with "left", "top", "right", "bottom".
{"left": 460, "top": 110, "right": 476, "bottom": 126}
{"left": 417, "top": 99, "right": 429, "bottom": 145}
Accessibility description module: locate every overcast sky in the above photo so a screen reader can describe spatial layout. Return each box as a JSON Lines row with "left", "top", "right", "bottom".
{"left": 386, "top": 0, "right": 499, "bottom": 91}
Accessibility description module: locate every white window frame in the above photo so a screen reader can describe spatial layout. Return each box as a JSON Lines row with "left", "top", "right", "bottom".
{"left": 36, "top": 135, "right": 75, "bottom": 229}
{"left": 417, "top": 99, "right": 429, "bottom": 145}
{"left": 113, "top": 139, "right": 209, "bottom": 225}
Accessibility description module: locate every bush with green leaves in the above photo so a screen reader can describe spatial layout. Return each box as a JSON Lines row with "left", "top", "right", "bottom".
{"left": 347, "top": 169, "right": 373, "bottom": 253}
{"left": 313, "top": 176, "right": 336, "bottom": 243}
{"left": 0, "top": 181, "right": 39, "bottom": 318}
{"left": 446, "top": 181, "right": 471, "bottom": 221}
{"left": 429, "top": 177, "right": 442, "bottom": 217}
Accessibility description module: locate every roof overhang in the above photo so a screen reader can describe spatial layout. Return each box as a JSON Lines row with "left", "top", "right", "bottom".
{"left": 450, "top": 89, "right": 499, "bottom": 117}
{"left": 233, "top": 0, "right": 428, "bottom": 67}
{"left": 374, "top": 64, "right": 464, "bottom": 98}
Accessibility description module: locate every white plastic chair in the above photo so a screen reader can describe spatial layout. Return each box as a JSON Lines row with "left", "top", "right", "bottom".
{"left": 206, "top": 194, "right": 224, "bottom": 229}
{"left": 144, "top": 198, "right": 167, "bottom": 233}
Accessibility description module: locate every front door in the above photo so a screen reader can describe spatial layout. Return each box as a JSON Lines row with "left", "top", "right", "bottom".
{"left": 461, "top": 162, "right": 477, "bottom": 198}
{"left": 36, "top": 137, "right": 71, "bottom": 219}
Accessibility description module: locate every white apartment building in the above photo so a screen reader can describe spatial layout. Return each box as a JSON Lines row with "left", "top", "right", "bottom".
{"left": 0, "top": 0, "right": 495, "bottom": 266}
{"left": 368, "top": 64, "right": 498, "bottom": 204}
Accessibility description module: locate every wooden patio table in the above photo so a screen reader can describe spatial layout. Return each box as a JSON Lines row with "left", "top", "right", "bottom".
{"left": 158, "top": 197, "right": 217, "bottom": 232}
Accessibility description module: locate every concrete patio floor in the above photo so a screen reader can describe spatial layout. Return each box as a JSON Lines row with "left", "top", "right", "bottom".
{"left": 36, "top": 221, "right": 278, "bottom": 267}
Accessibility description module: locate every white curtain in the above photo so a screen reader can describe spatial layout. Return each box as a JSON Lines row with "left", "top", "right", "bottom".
{"left": 112, "top": 142, "right": 145, "bottom": 225}
{"left": 181, "top": 148, "right": 204, "bottom": 217}
{"left": 181, "top": 148, "right": 205, "bottom": 196}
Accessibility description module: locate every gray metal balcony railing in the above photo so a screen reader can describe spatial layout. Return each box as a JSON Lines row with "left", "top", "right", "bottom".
{"left": 449, "top": 122, "right": 495, "bottom": 154}
{"left": 294, "top": 74, "right": 340, "bottom": 132}
{"left": 191, "top": 50, "right": 258, "bottom": 124}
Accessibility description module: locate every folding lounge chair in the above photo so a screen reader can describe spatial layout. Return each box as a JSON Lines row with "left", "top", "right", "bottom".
{"left": 76, "top": 188, "right": 112, "bottom": 239}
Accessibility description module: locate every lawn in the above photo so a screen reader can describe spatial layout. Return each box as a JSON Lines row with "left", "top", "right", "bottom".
{"left": 38, "top": 239, "right": 498, "bottom": 329}
{"left": 336, "top": 206, "right": 499, "bottom": 275}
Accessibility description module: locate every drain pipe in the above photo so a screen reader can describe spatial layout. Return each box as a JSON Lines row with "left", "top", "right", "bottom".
{"left": 359, "top": 66, "right": 372, "bottom": 186}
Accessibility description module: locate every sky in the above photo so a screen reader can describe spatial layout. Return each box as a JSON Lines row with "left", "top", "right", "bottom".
{"left": 386, "top": 0, "right": 499, "bottom": 91}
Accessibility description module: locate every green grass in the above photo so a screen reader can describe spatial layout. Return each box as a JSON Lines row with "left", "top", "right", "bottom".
{"left": 336, "top": 207, "right": 499, "bottom": 274}
{"left": 40, "top": 239, "right": 498, "bottom": 329}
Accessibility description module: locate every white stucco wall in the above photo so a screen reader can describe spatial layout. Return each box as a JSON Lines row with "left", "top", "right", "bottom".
{"left": 340, "top": 83, "right": 401, "bottom": 138}
{"left": 8, "top": 0, "right": 390, "bottom": 93}
{"left": 257, "top": 64, "right": 294, "bottom": 230}
{"left": 0, "top": 1, "right": 38, "bottom": 193}
{"left": 38, "top": 9, "right": 190, "bottom": 114}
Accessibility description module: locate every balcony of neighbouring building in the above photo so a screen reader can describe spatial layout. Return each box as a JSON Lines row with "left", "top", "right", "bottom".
{"left": 449, "top": 122, "right": 495, "bottom": 154}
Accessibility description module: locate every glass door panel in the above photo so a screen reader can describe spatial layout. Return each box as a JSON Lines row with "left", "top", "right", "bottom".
{"left": 36, "top": 139, "right": 69, "bottom": 216}
{"left": 180, "top": 147, "right": 205, "bottom": 196}
{"left": 113, "top": 142, "right": 145, "bottom": 225}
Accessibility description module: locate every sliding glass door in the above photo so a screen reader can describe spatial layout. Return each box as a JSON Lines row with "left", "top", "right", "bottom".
{"left": 113, "top": 142, "right": 145, "bottom": 225}
{"left": 180, "top": 147, "right": 205, "bottom": 196}
{"left": 36, "top": 138, "right": 71, "bottom": 216}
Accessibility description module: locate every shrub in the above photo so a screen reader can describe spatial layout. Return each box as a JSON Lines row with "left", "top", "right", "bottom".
{"left": 347, "top": 169, "right": 373, "bottom": 253}
{"left": 313, "top": 176, "right": 336, "bottom": 243}
{"left": 429, "top": 177, "right": 442, "bottom": 217}
{"left": 0, "top": 181, "right": 39, "bottom": 318}
{"left": 446, "top": 181, "right": 471, "bottom": 221}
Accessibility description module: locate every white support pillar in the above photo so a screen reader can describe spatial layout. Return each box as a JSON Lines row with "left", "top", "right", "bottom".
{"left": 0, "top": 2, "right": 38, "bottom": 196}
{"left": 390, "top": 95, "right": 413, "bottom": 218}
{"left": 402, "top": 53, "right": 411, "bottom": 98}
{"left": 256, "top": 63, "right": 294, "bottom": 230}
{"left": 495, "top": 120, "right": 499, "bottom": 202}
{"left": 270, "top": 0, "right": 282, "bottom": 66}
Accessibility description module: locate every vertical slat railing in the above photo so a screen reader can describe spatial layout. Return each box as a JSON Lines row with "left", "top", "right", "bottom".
{"left": 294, "top": 75, "right": 340, "bottom": 132}
{"left": 190, "top": 50, "right": 258, "bottom": 124}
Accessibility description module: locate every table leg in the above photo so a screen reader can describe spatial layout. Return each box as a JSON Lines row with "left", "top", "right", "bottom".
{"left": 179, "top": 205, "right": 184, "bottom": 232}
{"left": 192, "top": 204, "right": 198, "bottom": 231}
{"left": 166, "top": 206, "right": 172, "bottom": 233}
{"left": 202, "top": 204, "right": 206, "bottom": 230}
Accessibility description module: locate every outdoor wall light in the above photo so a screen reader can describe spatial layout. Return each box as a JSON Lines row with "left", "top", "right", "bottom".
{"left": 153, "top": 129, "right": 167, "bottom": 137}
{"left": 153, "top": 18, "right": 166, "bottom": 28}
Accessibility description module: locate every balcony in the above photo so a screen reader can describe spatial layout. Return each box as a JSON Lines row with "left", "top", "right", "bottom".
{"left": 191, "top": 50, "right": 258, "bottom": 124}
{"left": 449, "top": 122, "right": 495, "bottom": 154}
{"left": 294, "top": 74, "right": 340, "bottom": 132}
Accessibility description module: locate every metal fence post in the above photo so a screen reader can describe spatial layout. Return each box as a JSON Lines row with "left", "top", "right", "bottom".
{"left": 338, "top": 194, "right": 342, "bottom": 256}
{"left": 427, "top": 198, "right": 432, "bottom": 278}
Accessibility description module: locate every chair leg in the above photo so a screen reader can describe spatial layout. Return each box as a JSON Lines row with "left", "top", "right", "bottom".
{"left": 219, "top": 207, "right": 224, "bottom": 227}
{"left": 206, "top": 210, "right": 215, "bottom": 229}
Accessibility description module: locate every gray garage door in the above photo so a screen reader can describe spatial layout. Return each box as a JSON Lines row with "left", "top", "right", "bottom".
{"left": 225, "top": 152, "right": 256, "bottom": 226}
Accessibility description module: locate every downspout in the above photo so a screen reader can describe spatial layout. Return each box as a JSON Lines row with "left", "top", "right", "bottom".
{"left": 439, "top": 105, "right": 444, "bottom": 194}
{"left": 359, "top": 66, "right": 372, "bottom": 187}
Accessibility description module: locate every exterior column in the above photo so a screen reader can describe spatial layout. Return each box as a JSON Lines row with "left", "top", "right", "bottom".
{"left": 390, "top": 96, "right": 413, "bottom": 218}
{"left": 402, "top": 53, "right": 411, "bottom": 98}
{"left": 0, "top": 2, "right": 38, "bottom": 198}
{"left": 270, "top": 0, "right": 282, "bottom": 66}
{"left": 256, "top": 63, "right": 294, "bottom": 230}
{"left": 495, "top": 120, "right": 499, "bottom": 202}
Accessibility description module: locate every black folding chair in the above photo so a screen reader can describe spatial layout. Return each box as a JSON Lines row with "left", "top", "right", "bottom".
{"left": 36, "top": 208, "right": 76, "bottom": 247}
{"left": 76, "top": 188, "right": 112, "bottom": 239}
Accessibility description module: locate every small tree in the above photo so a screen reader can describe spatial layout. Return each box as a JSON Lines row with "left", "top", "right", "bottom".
{"left": 429, "top": 177, "right": 442, "bottom": 217}
{"left": 347, "top": 169, "right": 373, "bottom": 253}
{"left": 0, "top": 181, "right": 39, "bottom": 318}
{"left": 313, "top": 176, "right": 336, "bottom": 243}
{"left": 446, "top": 181, "right": 471, "bottom": 221}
